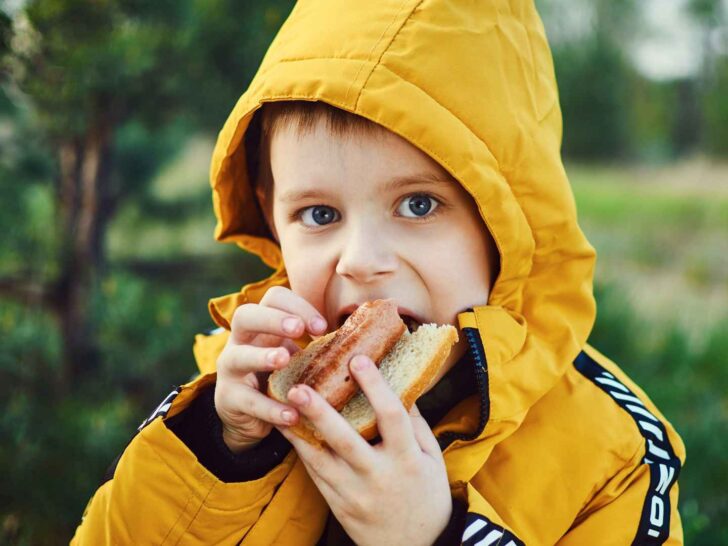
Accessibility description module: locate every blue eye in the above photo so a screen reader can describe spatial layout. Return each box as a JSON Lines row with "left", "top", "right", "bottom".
{"left": 397, "top": 195, "right": 438, "bottom": 218}
{"left": 300, "top": 205, "right": 339, "bottom": 226}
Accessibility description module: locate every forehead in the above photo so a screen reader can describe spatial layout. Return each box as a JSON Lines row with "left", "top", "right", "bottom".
{"left": 269, "top": 117, "right": 456, "bottom": 196}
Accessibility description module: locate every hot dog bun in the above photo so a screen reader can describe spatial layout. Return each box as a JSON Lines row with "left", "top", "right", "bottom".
{"left": 267, "top": 322, "right": 458, "bottom": 447}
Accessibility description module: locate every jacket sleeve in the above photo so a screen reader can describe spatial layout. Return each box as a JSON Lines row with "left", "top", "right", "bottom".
{"left": 449, "top": 438, "right": 683, "bottom": 545}
{"left": 450, "top": 482, "right": 526, "bottom": 546}
{"left": 453, "top": 466, "right": 683, "bottom": 546}
{"left": 70, "top": 373, "right": 299, "bottom": 545}
{"left": 556, "top": 454, "right": 684, "bottom": 545}
{"left": 165, "top": 383, "right": 293, "bottom": 482}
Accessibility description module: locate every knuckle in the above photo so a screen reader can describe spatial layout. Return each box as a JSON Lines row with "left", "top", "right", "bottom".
{"left": 370, "top": 472, "right": 389, "bottom": 494}
{"left": 401, "top": 452, "right": 422, "bottom": 474}
{"left": 339, "top": 438, "right": 357, "bottom": 455}
{"left": 307, "top": 459, "right": 325, "bottom": 477}
{"left": 379, "top": 403, "right": 404, "bottom": 421}
{"left": 345, "top": 497, "right": 371, "bottom": 521}
{"left": 241, "top": 391, "right": 260, "bottom": 417}
{"left": 231, "top": 303, "right": 255, "bottom": 329}
{"left": 246, "top": 344, "right": 266, "bottom": 365}
{"left": 263, "top": 285, "right": 288, "bottom": 303}
{"left": 269, "top": 405, "right": 284, "bottom": 423}
{"left": 214, "top": 384, "right": 228, "bottom": 409}
{"left": 304, "top": 399, "right": 322, "bottom": 419}
{"left": 309, "top": 454, "right": 334, "bottom": 479}
{"left": 220, "top": 345, "right": 252, "bottom": 374}
{"left": 216, "top": 348, "right": 231, "bottom": 371}
{"left": 235, "top": 417, "right": 269, "bottom": 438}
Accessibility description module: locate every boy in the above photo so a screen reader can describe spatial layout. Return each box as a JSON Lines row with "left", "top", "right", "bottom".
{"left": 72, "top": 1, "right": 685, "bottom": 545}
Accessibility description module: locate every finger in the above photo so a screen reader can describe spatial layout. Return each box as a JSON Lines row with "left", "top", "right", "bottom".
{"left": 247, "top": 333, "right": 302, "bottom": 355}
{"left": 219, "top": 383, "right": 300, "bottom": 427}
{"left": 349, "top": 355, "right": 418, "bottom": 455}
{"left": 281, "top": 338, "right": 302, "bottom": 355}
{"left": 276, "top": 425, "right": 343, "bottom": 492}
{"left": 260, "top": 286, "right": 328, "bottom": 335}
{"left": 219, "top": 344, "right": 293, "bottom": 376}
{"left": 298, "top": 458, "right": 344, "bottom": 506}
{"left": 286, "top": 384, "right": 373, "bottom": 471}
{"left": 230, "top": 304, "right": 308, "bottom": 345}
{"left": 408, "top": 403, "right": 443, "bottom": 459}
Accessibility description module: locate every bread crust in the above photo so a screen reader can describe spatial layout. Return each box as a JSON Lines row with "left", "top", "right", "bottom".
{"left": 356, "top": 326, "right": 458, "bottom": 443}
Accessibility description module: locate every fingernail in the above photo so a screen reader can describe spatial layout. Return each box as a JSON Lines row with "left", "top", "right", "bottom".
{"left": 266, "top": 349, "right": 283, "bottom": 367}
{"left": 282, "top": 317, "right": 301, "bottom": 334}
{"left": 281, "top": 409, "right": 296, "bottom": 424}
{"left": 352, "top": 355, "right": 371, "bottom": 372}
{"left": 310, "top": 317, "right": 327, "bottom": 333}
{"left": 289, "top": 386, "right": 310, "bottom": 406}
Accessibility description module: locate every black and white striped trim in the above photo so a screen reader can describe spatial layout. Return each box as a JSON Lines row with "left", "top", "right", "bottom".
{"left": 461, "top": 513, "right": 525, "bottom": 546}
{"left": 574, "top": 351, "right": 681, "bottom": 545}
{"left": 138, "top": 387, "right": 181, "bottom": 431}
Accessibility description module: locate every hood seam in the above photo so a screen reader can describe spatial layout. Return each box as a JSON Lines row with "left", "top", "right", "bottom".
{"left": 368, "top": 64, "right": 505, "bottom": 175}
{"left": 353, "top": 0, "right": 425, "bottom": 110}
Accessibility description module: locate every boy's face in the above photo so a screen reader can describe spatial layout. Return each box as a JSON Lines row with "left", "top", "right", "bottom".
{"left": 269, "top": 118, "right": 498, "bottom": 387}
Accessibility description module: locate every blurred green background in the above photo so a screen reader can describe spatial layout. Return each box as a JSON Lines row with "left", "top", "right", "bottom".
{"left": 0, "top": 0, "right": 726, "bottom": 543}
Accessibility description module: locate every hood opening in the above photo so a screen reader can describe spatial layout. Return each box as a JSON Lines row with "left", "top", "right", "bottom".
{"left": 208, "top": 0, "right": 597, "bottom": 442}
{"left": 243, "top": 108, "right": 277, "bottom": 243}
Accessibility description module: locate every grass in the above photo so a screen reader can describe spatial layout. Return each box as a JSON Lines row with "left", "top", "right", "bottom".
{"left": 567, "top": 159, "right": 728, "bottom": 347}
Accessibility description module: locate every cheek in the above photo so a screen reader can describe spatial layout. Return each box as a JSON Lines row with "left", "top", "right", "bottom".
{"left": 412, "top": 225, "right": 492, "bottom": 320}
{"left": 279, "top": 235, "right": 333, "bottom": 309}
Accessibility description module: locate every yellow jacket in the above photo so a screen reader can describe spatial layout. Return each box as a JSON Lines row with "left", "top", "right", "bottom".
{"left": 72, "top": 1, "right": 685, "bottom": 544}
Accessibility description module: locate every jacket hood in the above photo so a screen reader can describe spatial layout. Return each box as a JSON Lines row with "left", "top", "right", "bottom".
{"left": 206, "top": 0, "right": 596, "bottom": 480}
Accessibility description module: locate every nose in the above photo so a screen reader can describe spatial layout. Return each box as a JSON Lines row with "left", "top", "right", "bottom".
{"left": 335, "top": 220, "right": 397, "bottom": 283}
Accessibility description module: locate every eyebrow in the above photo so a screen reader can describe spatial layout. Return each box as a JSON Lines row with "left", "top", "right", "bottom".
{"left": 277, "top": 172, "right": 453, "bottom": 203}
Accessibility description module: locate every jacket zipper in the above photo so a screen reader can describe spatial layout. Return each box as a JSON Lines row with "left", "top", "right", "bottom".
{"left": 436, "top": 327, "right": 490, "bottom": 451}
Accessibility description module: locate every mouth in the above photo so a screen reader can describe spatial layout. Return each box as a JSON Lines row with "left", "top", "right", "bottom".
{"left": 336, "top": 304, "right": 423, "bottom": 333}
{"left": 400, "top": 314, "right": 422, "bottom": 333}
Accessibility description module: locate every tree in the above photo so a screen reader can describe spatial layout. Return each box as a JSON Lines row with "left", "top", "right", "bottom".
{"left": 2, "top": 0, "right": 293, "bottom": 394}
{"left": 688, "top": 0, "right": 728, "bottom": 155}
{"left": 537, "top": 0, "right": 640, "bottom": 159}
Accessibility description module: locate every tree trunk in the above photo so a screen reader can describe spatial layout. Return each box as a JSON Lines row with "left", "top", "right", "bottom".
{"left": 51, "top": 118, "right": 114, "bottom": 395}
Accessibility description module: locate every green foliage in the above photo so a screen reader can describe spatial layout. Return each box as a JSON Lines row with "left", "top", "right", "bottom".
{"left": 572, "top": 178, "right": 728, "bottom": 233}
{"left": 703, "top": 58, "right": 728, "bottom": 156}
{"left": 18, "top": 0, "right": 191, "bottom": 135}
{"left": 688, "top": 0, "right": 723, "bottom": 24}
{"left": 0, "top": 10, "right": 11, "bottom": 59}
{"left": 10, "top": 0, "right": 294, "bottom": 137}
{"left": 0, "top": 100, "right": 57, "bottom": 280}
{"left": 0, "top": 270, "right": 243, "bottom": 544}
{"left": 628, "top": 78, "right": 678, "bottom": 161}
{"left": 552, "top": 34, "right": 631, "bottom": 159}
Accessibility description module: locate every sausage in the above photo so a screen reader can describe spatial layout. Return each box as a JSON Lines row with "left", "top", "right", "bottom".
{"left": 297, "top": 299, "right": 406, "bottom": 411}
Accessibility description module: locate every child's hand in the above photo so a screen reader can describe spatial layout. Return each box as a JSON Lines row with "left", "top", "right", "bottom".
{"left": 214, "top": 287, "right": 327, "bottom": 453}
{"left": 276, "top": 355, "right": 452, "bottom": 546}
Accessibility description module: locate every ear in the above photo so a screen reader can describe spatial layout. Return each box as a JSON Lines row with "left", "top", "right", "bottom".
{"left": 254, "top": 185, "right": 279, "bottom": 243}
{"left": 268, "top": 215, "right": 280, "bottom": 243}
{"left": 487, "top": 230, "right": 500, "bottom": 291}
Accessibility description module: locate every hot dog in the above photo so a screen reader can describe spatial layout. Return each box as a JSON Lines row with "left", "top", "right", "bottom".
{"left": 267, "top": 299, "right": 459, "bottom": 446}
{"left": 297, "top": 299, "right": 406, "bottom": 411}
